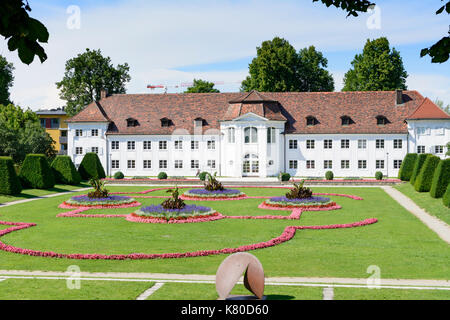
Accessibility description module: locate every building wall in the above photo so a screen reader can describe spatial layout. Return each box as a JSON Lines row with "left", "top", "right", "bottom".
{"left": 38, "top": 114, "right": 69, "bottom": 153}
{"left": 407, "top": 120, "right": 450, "bottom": 158}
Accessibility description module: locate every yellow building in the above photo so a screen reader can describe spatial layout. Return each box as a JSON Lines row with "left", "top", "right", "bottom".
{"left": 36, "top": 108, "right": 69, "bottom": 154}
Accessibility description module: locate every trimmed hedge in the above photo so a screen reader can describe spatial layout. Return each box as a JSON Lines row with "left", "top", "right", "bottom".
{"left": 158, "top": 172, "right": 168, "bottom": 180}
{"left": 113, "top": 171, "right": 125, "bottom": 180}
{"left": 279, "top": 173, "right": 291, "bottom": 182}
{"left": 78, "top": 153, "right": 106, "bottom": 180}
{"left": 0, "top": 157, "right": 22, "bottom": 195}
{"left": 443, "top": 184, "right": 450, "bottom": 208}
{"left": 325, "top": 171, "right": 334, "bottom": 180}
{"left": 398, "top": 153, "right": 418, "bottom": 181}
{"left": 51, "top": 156, "right": 81, "bottom": 185}
{"left": 19, "top": 154, "right": 55, "bottom": 189}
{"left": 410, "top": 154, "right": 430, "bottom": 185}
{"left": 375, "top": 171, "right": 383, "bottom": 181}
{"left": 414, "top": 155, "right": 440, "bottom": 192}
{"left": 430, "top": 159, "right": 450, "bottom": 198}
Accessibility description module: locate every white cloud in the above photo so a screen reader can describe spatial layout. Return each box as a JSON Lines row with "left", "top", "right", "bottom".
{"left": 407, "top": 74, "right": 450, "bottom": 104}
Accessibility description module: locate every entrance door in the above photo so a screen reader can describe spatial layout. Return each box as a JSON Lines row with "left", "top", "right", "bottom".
{"left": 243, "top": 154, "right": 259, "bottom": 176}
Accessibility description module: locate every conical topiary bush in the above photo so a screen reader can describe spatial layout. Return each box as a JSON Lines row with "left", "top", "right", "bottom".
{"left": 410, "top": 154, "right": 429, "bottom": 185}
{"left": 430, "top": 159, "right": 450, "bottom": 198}
{"left": 398, "top": 153, "right": 418, "bottom": 181}
{"left": 414, "top": 155, "right": 440, "bottom": 192}
{"left": 78, "top": 152, "right": 106, "bottom": 180}
{"left": 51, "top": 156, "right": 82, "bottom": 185}
{"left": 19, "top": 154, "right": 55, "bottom": 189}
{"left": 0, "top": 157, "right": 22, "bottom": 195}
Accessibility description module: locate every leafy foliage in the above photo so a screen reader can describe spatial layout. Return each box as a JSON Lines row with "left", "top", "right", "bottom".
{"left": 443, "top": 184, "right": 450, "bottom": 208}
{"left": 375, "top": 171, "right": 383, "bottom": 181}
{"left": 0, "top": 156, "right": 22, "bottom": 195}
{"left": 78, "top": 152, "right": 106, "bottom": 180}
{"left": 113, "top": 171, "right": 125, "bottom": 180}
{"left": 325, "top": 171, "right": 334, "bottom": 180}
{"left": 204, "top": 173, "right": 224, "bottom": 192}
{"left": 410, "top": 154, "right": 430, "bottom": 185}
{"left": 242, "top": 38, "right": 334, "bottom": 92}
{"left": 279, "top": 172, "right": 291, "bottom": 182}
{"left": 19, "top": 154, "right": 55, "bottom": 189}
{"left": 312, "top": 0, "right": 374, "bottom": 17}
{"left": 50, "top": 156, "right": 81, "bottom": 185}
{"left": 87, "top": 178, "right": 108, "bottom": 199}
{"left": 162, "top": 187, "right": 186, "bottom": 210}
{"left": 398, "top": 153, "right": 418, "bottom": 181}
{"left": 185, "top": 79, "right": 220, "bottom": 93}
{"left": 285, "top": 180, "right": 313, "bottom": 199}
{"left": 414, "top": 155, "right": 440, "bottom": 192}
{"left": 198, "top": 172, "right": 209, "bottom": 181}
{"left": 158, "top": 172, "right": 168, "bottom": 180}
{"left": 0, "top": 0, "right": 49, "bottom": 64}
{"left": 420, "top": 1, "right": 450, "bottom": 63}
{"left": 56, "top": 49, "right": 131, "bottom": 116}
{"left": 430, "top": 159, "right": 450, "bottom": 198}
{"left": 343, "top": 37, "right": 408, "bottom": 91}
{"left": 0, "top": 55, "right": 14, "bottom": 105}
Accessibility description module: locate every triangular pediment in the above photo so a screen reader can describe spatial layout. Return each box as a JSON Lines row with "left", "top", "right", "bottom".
{"left": 233, "top": 112, "right": 268, "bottom": 122}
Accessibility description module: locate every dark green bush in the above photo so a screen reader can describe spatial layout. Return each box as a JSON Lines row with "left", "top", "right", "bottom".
{"left": 410, "top": 154, "right": 430, "bottom": 185}
{"left": 113, "top": 171, "right": 125, "bottom": 180}
{"left": 430, "top": 159, "right": 450, "bottom": 198}
{"left": 443, "top": 184, "right": 450, "bottom": 208}
{"left": 78, "top": 153, "right": 106, "bottom": 180}
{"left": 198, "top": 172, "right": 208, "bottom": 181}
{"left": 398, "top": 153, "right": 418, "bottom": 181}
{"left": 375, "top": 171, "right": 383, "bottom": 181}
{"left": 19, "top": 154, "right": 55, "bottom": 189}
{"left": 51, "top": 156, "right": 81, "bottom": 185}
{"left": 0, "top": 157, "right": 22, "bottom": 195}
{"left": 325, "top": 171, "right": 334, "bottom": 180}
{"left": 279, "top": 173, "right": 291, "bottom": 182}
{"left": 414, "top": 155, "right": 440, "bottom": 192}
{"left": 158, "top": 172, "right": 168, "bottom": 180}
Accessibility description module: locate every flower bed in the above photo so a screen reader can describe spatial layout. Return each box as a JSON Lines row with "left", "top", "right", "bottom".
{"left": 62, "top": 195, "right": 138, "bottom": 208}
{"left": 264, "top": 196, "right": 336, "bottom": 209}
{"left": 182, "top": 189, "right": 246, "bottom": 200}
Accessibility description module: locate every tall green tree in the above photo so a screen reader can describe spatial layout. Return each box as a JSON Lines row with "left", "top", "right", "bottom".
{"left": 56, "top": 49, "right": 131, "bottom": 116}
{"left": 0, "top": 55, "right": 14, "bottom": 105}
{"left": 185, "top": 79, "right": 220, "bottom": 93}
{"left": 343, "top": 37, "right": 408, "bottom": 91}
{"left": 242, "top": 38, "right": 334, "bottom": 92}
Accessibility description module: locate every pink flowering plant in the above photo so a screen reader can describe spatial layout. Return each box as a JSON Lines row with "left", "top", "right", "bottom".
{"left": 64, "top": 195, "right": 137, "bottom": 207}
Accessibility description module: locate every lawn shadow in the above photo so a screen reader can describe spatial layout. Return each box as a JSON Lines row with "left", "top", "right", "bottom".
{"left": 265, "top": 294, "right": 295, "bottom": 300}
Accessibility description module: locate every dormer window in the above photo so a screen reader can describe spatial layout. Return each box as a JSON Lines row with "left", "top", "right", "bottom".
{"left": 341, "top": 116, "right": 353, "bottom": 126}
{"left": 161, "top": 118, "right": 172, "bottom": 127}
{"left": 306, "top": 116, "right": 318, "bottom": 126}
{"left": 376, "top": 115, "right": 388, "bottom": 125}
{"left": 194, "top": 118, "right": 204, "bottom": 127}
{"left": 127, "top": 118, "right": 138, "bottom": 127}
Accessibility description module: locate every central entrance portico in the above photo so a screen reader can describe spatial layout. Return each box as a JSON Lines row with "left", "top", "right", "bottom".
{"left": 243, "top": 154, "right": 259, "bottom": 176}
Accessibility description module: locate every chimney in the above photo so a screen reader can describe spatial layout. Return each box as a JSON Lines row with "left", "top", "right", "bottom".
{"left": 100, "top": 89, "right": 108, "bottom": 100}
{"left": 396, "top": 89, "right": 403, "bottom": 105}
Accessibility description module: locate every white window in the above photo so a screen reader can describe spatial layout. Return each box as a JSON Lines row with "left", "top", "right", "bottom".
{"left": 306, "top": 160, "right": 315, "bottom": 169}
{"left": 267, "top": 127, "right": 276, "bottom": 144}
{"left": 207, "top": 160, "right": 216, "bottom": 169}
{"left": 358, "top": 140, "right": 367, "bottom": 149}
{"left": 75, "top": 147, "right": 83, "bottom": 155}
{"left": 376, "top": 160, "right": 385, "bottom": 169}
{"left": 417, "top": 145, "right": 426, "bottom": 154}
{"left": 174, "top": 140, "right": 183, "bottom": 150}
{"left": 143, "top": 141, "right": 152, "bottom": 150}
{"left": 435, "top": 146, "right": 444, "bottom": 154}
{"left": 358, "top": 160, "right": 367, "bottom": 169}
{"left": 324, "top": 140, "right": 332, "bottom": 149}
{"left": 324, "top": 160, "right": 333, "bottom": 169}
{"left": 207, "top": 140, "right": 216, "bottom": 150}
{"left": 91, "top": 129, "right": 99, "bottom": 137}
{"left": 341, "top": 140, "right": 349, "bottom": 149}
{"left": 436, "top": 128, "right": 445, "bottom": 136}
{"left": 393, "top": 139, "right": 402, "bottom": 149}
{"left": 306, "top": 140, "right": 315, "bottom": 149}
{"left": 143, "top": 160, "right": 151, "bottom": 169}
{"left": 191, "top": 141, "right": 199, "bottom": 150}
{"left": 111, "top": 160, "right": 120, "bottom": 169}
{"left": 159, "top": 160, "right": 167, "bottom": 169}
{"left": 289, "top": 160, "right": 298, "bottom": 169}
{"left": 244, "top": 127, "right": 258, "bottom": 144}
{"left": 228, "top": 128, "right": 236, "bottom": 143}
{"left": 91, "top": 147, "right": 99, "bottom": 154}
{"left": 289, "top": 140, "right": 298, "bottom": 149}
{"left": 159, "top": 141, "right": 167, "bottom": 150}
{"left": 394, "top": 160, "right": 402, "bottom": 169}
{"left": 376, "top": 139, "right": 385, "bottom": 149}
{"left": 127, "top": 160, "right": 136, "bottom": 169}
{"left": 75, "top": 129, "right": 83, "bottom": 137}
{"left": 111, "top": 141, "right": 119, "bottom": 150}
{"left": 174, "top": 160, "right": 183, "bottom": 169}
{"left": 417, "top": 127, "right": 430, "bottom": 135}
{"left": 191, "top": 160, "right": 199, "bottom": 169}
{"left": 341, "top": 160, "right": 350, "bottom": 169}
{"left": 127, "top": 141, "right": 136, "bottom": 150}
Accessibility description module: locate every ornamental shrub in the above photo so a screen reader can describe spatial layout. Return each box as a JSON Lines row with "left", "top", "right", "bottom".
{"left": 430, "top": 159, "right": 450, "bottom": 198}
{"left": 51, "top": 156, "right": 81, "bottom": 185}
{"left": 198, "top": 172, "right": 208, "bottom": 181}
{"left": 443, "top": 184, "right": 450, "bottom": 208}
{"left": 113, "top": 171, "right": 125, "bottom": 180}
{"left": 19, "top": 154, "right": 55, "bottom": 189}
{"left": 398, "top": 153, "right": 418, "bottom": 181}
{"left": 0, "top": 157, "right": 22, "bottom": 195}
{"left": 279, "top": 173, "right": 291, "bottom": 182}
{"left": 410, "top": 154, "right": 430, "bottom": 185}
{"left": 158, "top": 172, "right": 168, "bottom": 180}
{"left": 375, "top": 171, "right": 383, "bottom": 181}
{"left": 78, "top": 153, "right": 106, "bottom": 180}
{"left": 414, "top": 155, "right": 440, "bottom": 192}
{"left": 325, "top": 171, "right": 334, "bottom": 180}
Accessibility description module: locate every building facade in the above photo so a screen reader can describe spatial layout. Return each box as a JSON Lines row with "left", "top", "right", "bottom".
{"left": 36, "top": 108, "right": 69, "bottom": 155}
{"left": 67, "top": 90, "right": 450, "bottom": 178}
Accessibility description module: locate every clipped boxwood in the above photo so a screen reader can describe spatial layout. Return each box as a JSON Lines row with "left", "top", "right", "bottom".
{"left": 430, "top": 159, "right": 450, "bottom": 198}
{"left": 0, "top": 157, "right": 22, "bottom": 195}
{"left": 158, "top": 172, "right": 168, "bottom": 180}
{"left": 325, "top": 171, "right": 334, "bottom": 181}
{"left": 398, "top": 153, "right": 418, "bottom": 181}
{"left": 114, "top": 171, "right": 125, "bottom": 180}
{"left": 51, "top": 156, "right": 81, "bottom": 185}
{"left": 443, "top": 184, "right": 450, "bottom": 208}
{"left": 279, "top": 173, "right": 291, "bottom": 182}
{"left": 78, "top": 153, "right": 106, "bottom": 180}
{"left": 198, "top": 172, "right": 209, "bottom": 181}
{"left": 19, "top": 154, "right": 55, "bottom": 189}
{"left": 414, "top": 155, "right": 440, "bottom": 192}
{"left": 410, "top": 154, "right": 430, "bottom": 185}
{"left": 375, "top": 171, "right": 383, "bottom": 181}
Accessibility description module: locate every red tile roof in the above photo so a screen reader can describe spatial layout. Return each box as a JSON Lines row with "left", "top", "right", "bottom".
{"left": 67, "top": 90, "right": 446, "bottom": 135}
{"left": 406, "top": 97, "right": 450, "bottom": 120}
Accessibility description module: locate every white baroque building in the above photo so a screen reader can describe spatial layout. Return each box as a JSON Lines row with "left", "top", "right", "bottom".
{"left": 67, "top": 90, "right": 450, "bottom": 178}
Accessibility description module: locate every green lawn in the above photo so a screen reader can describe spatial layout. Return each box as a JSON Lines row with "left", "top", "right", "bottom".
{"left": 395, "top": 183, "right": 450, "bottom": 225}
{"left": 0, "top": 186, "right": 448, "bottom": 282}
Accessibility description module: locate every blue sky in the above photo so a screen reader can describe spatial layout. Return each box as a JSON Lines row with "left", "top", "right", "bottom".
{"left": 0, "top": 0, "right": 448, "bottom": 109}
